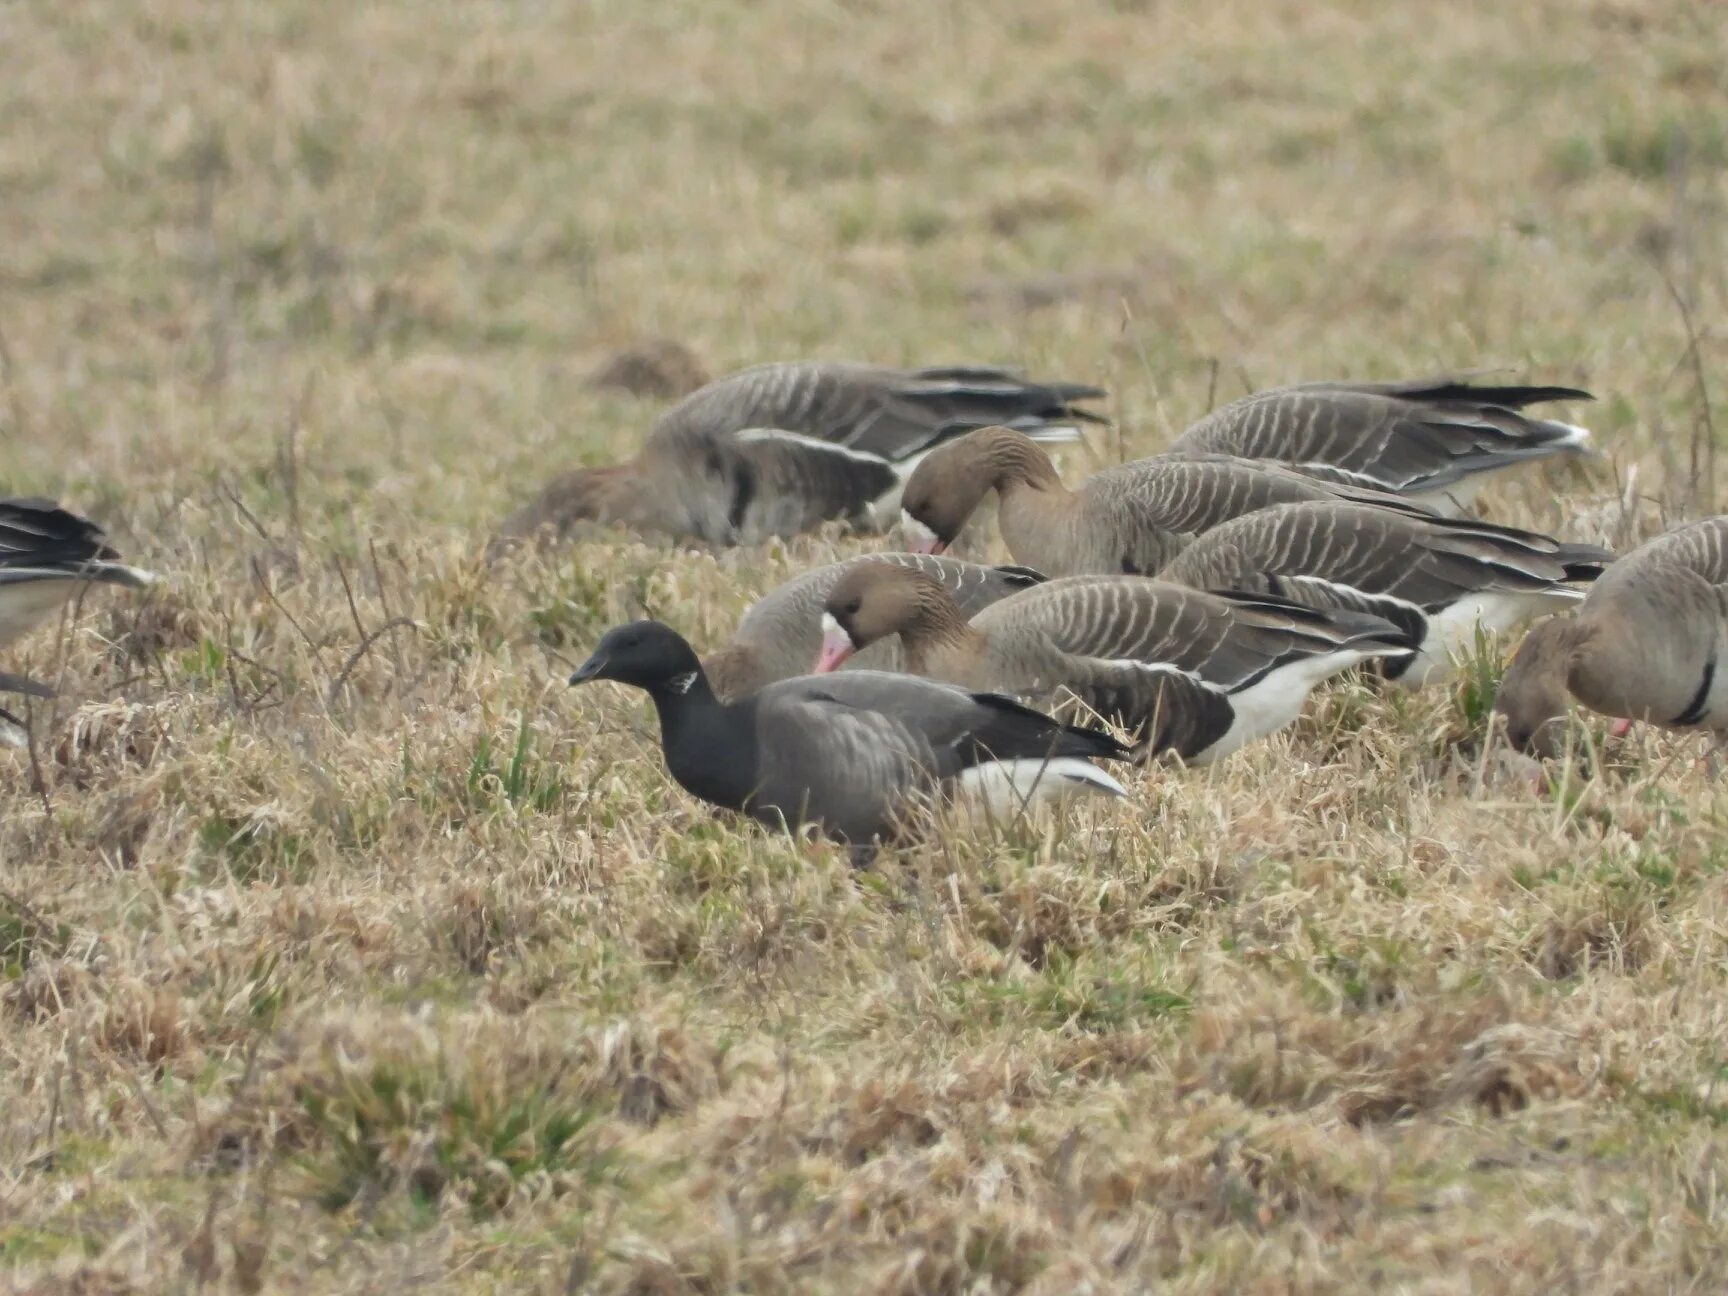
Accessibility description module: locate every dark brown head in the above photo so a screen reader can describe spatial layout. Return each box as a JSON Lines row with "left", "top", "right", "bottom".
{"left": 818, "top": 562, "right": 967, "bottom": 671}
{"left": 899, "top": 426, "right": 1057, "bottom": 554}
{"left": 1494, "top": 617, "right": 1588, "bottom": 757}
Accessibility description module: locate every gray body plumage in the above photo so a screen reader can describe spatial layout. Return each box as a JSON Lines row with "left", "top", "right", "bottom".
{"left": 1160, "top": 501, "right": 1611, "bottom": 686}
{"left": 1011, "top": 452, "right": 1433, "bottom": 576}
{"left": 955, "top": 577, "right": 1408, "bottom": 760}
{"left": 741, "top": 670, "right": 1122, "bottom": 845}
{"left": 499, "top": 362, "right": 1104, "bottom": 548}
{"left": 1168, "top": 376, "right": 1592, "bottom": 513}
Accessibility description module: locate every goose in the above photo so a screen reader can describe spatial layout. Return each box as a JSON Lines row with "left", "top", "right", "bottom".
{"left": 817, "top": 563, "right": 1411, "bottom": 763}
{"left": 495, "top": 362, "right": 1106, "bottom": 550}
{"left": 897, "top": 426, "right": 1429, "bottom": 577}
{"left": 1167, "top": 375, "right": 1593, "bottom": 514}
{"left": 1495, "top": 516, "right": 1728, "bottom": 757}
{"left": 704, "top": 552, "right": 1046, "bottom": 701}
{"left": 569, "top": 620, "right": 1132, "bottom": 856}
{"left": 1158, "top": 502, "right": 1613, "bottom": 688}
{"left": 0, "top": 497, "right": 157, "bottom": 648}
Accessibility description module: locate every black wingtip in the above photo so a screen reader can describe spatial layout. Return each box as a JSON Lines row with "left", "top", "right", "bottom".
{"left": 1557, "top": 542, "right": 1615, "bottom": 582}
{"left": 1413, "top": 382, "right": 1596, "bottom": 408}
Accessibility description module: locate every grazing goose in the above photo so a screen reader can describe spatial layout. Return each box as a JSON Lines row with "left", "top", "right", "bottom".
{"left": 1495, "top": 517, "right": 1728, "bottom": 757}
{"left": 0, "top": 497, "right": 156, "bottom": 648}
{"left": 496, "top": 362, "right": 1107, "bottom": 549}
{"left": 897, "top": 426, "right": 1428, "bottom": 577}
{"left": 818, "top": 563, "right": 1411, "bottom": 763}
{"left": 1167, "top": 375, "right": 1593, "bottom": 514}
{"left": 570, "top": 620, "right": 1131, "bottom": 855}
{"left": 1158, "top": 502, "right": 1613, "bottom": 688}
{"left": 705, "top": 552, "right": 1046, "bottom": 701}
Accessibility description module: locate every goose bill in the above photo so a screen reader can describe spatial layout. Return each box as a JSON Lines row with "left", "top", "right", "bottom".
{"left": 814, "top": 614, "right": 856, "bottom": 673}
{"left": 900, "top": 511, "right": 946, "bottom": 556}
{"left": 568, "top": 653, "right": 608, "bottom": 685}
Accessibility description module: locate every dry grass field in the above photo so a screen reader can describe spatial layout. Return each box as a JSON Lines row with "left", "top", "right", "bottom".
{"left": 3, "top": 0, "right": 1728, "bottom": 1291}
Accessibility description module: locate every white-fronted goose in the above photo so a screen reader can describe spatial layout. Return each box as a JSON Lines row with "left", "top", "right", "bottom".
{"left": 496, "top": 362, "right": 1106, "bottom": 550}
{"left": 1496, "top": 516, "right": 1728, "bottom": 757}
{"left": 705, "top": 552, "right": 1046, "bottom": 701}
{"left": 570, "top": 620, "right": 1131, "bottom": 856}
{"left": 1167, "top": 375, "right": 1593, "bottom": 513}
{"left": 818, "top": 563, "right": 1411, "bottom": 763}
{"left": 1159, "top": 502, "right": 1613, "bottom": 688}
{"left": 0, "top": 497, "right": 156, "bottom": 649}
{"left": 897, "top": 427, "right": 1428, "bottom": 577}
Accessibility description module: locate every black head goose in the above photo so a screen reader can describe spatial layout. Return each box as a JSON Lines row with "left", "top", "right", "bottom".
{"left": 819, "top": 562, "right": 1411, "bottom": 764}
{"left": 570, "top": 620, "right": 1131, "bottom": 855}
{"left": 704, "top": 552, "right": 1046, "bottom": 701}
{"left": 1496, "top": 516, "right": 1728, "bottom": 757}
{"left": 1167, "top": 375, "right": 1593, "bottom": 514}
{"left": 1158, "top": 501, "right": 1613, "bottom": 688}
{"left": 496, "top": 362, "right": 1106, "bottom": 550}
{"left": 0, "top": 497, "right": 156, "bottom": 649}
{"left": 897, "top": 427, "right": 1429, "bottom": 577}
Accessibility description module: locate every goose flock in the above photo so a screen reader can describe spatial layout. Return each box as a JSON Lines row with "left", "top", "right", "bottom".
{"left": 7, "top": 360, "right": 1725, "bottom": 859}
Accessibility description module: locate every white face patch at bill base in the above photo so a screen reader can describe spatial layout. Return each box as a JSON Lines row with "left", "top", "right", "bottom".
{"left": 815, "top": 613, "right": 858, "bottom": 673}
{"left": 900, "top": 511, "right": 943, "bottom": 555}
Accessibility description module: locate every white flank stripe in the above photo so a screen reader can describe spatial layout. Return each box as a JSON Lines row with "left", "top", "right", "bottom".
{"left": 732, "top": 427, "right": 891, "bottom": 467}
{"left": 1022, "top": 424, "right": 1086, "bottom": 445}
{"left": 956, "top": 758, "right": 1127, "bottom": 813}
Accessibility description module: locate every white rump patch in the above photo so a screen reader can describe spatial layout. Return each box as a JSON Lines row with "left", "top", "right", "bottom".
{"left": 955, "top": 757, "right": 1127, "bottom": 812}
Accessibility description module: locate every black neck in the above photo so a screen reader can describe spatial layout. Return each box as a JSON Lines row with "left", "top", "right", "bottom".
{"left": 644, "top": 674, "right": 762, "bottom": 814}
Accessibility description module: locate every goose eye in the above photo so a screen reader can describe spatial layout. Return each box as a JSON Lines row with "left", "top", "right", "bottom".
{"left": 844, "top": 598, "right": 862, "bottom": 615}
